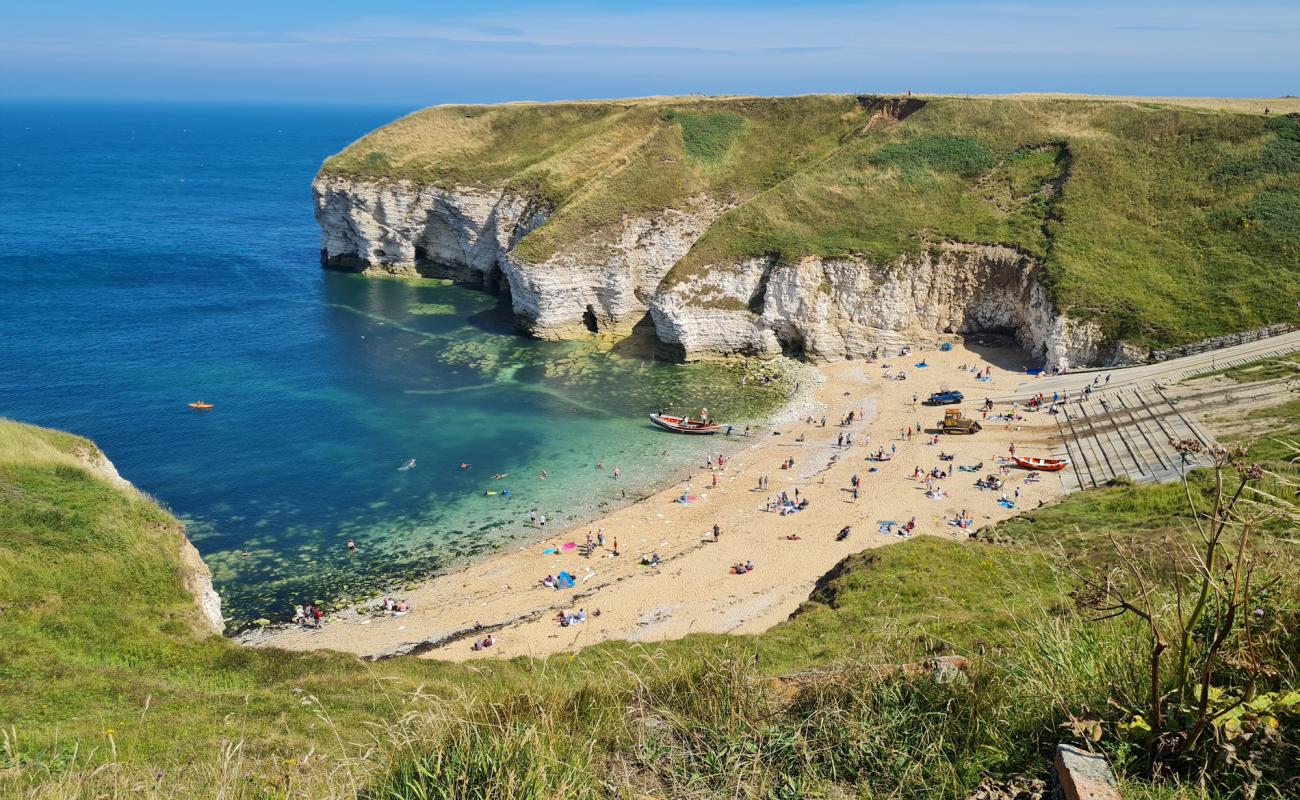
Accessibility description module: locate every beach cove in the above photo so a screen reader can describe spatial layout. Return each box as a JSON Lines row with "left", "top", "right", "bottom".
{"left": 0, "top": 103, "right": 800, "bottom": 628}
{"left": 252, "top": 340, "right": 1068, "bottom": 660}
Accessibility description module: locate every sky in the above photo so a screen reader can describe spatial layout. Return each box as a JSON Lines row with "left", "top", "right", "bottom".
{"left": 1, "top": 0, "right": 1297, "bottom": 105}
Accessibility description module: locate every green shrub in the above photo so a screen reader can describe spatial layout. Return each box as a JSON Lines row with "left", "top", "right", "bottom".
{"left": 666, "top": 110, "right": 746, "bottom": 162}
{"left": 870, "top": 135, "right": 996, "bottom": 179}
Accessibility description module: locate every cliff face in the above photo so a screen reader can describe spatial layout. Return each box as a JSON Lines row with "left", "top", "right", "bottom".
{"left": 316, "top": 176, "right": 1122, "bottom": 367}
{"left": 652, "top": 244, "right": 1066, "bottom": 363}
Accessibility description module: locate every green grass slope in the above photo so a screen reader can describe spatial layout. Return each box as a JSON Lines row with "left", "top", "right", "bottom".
{"left": 323, "top": 95, "right": 1300, "bottom": 352}
{"left": 1, "top": 415, "right": 1296, "bottom": 798}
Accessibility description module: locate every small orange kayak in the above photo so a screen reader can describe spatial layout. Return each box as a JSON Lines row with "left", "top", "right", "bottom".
{"left": 188, "top": 401, "right": 214, "bottom": 410}
{"left": 1012, "top": 455, "right": 1068, "bottom": 472}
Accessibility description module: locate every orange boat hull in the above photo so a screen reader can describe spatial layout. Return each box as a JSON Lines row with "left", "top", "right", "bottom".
{"left": 1012, "top": 455, "right": 1068, "bottom": 472}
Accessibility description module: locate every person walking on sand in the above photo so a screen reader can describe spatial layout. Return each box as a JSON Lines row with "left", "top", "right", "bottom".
{"left": 1008, "top": 443, "right": 1016, "bottom": 457}
{"left": 713, "top": 523, "right": 721, "bottom": 541}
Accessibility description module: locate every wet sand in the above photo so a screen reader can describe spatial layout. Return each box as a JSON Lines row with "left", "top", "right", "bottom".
{"left": 252, "top": 342, "right": 1068, "bottom": 661}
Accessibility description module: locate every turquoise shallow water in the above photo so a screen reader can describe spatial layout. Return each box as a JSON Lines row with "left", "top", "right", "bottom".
{"left": 0, "top": 102, "right": 790, "bottom": 626}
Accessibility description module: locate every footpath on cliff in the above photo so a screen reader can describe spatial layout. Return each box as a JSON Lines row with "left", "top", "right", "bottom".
{"left": 250, "top": 340, "right": 1075, "bottom": 660}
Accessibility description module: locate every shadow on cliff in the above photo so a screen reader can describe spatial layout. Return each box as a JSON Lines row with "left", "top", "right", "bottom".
{"left": 963, "top": 335, "right": 1037, "bottom": 372}
{"left": 464, "top": 302, "right": 519, "bottom": 336}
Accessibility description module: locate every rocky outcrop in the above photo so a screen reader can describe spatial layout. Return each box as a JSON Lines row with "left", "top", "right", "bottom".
{"left": 502, "top": 198, "right": 727, "bottom": 339}
{"left": 73, "top": 444, "right": 224, "bottom": 635}
{"left": 651, "top": 244, "right": 1113, "bottom": 366}
{"left": 314, "top": 174, "right": 548, "bottom": 286}
{"left": 316, "top": 177, "right": 1125, "bottom": 368}
{"left": 315, "top": 175, "right": 724, "bottom": 339}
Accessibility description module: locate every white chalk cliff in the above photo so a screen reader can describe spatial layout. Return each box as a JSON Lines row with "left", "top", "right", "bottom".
{"left": 315, "top": 175, "right": 1124, "bottom": 367}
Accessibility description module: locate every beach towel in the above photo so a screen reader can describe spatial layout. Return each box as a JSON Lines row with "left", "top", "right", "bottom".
{"left": 914, "top": 362, "right": 928, "bottom": 368}
{"left": 561, "top": 541, "right": 577, "bottom": 551}
{"left": 976, "top": 376, "right": 992, "bottom": 382}
{"left": 998, "top": 500, "right": 1016, "bottom": 509}
{"left": 542, "top": 548, "right": 558, "bottom": 555}
{"left": 556, "top": 571, "right": 575, "bottom": 588}
{"left": 878, "top": 520, "right": 897, "bottom": 533}
{"left": 958, "top": 465, "right": 979, "bottom": 472}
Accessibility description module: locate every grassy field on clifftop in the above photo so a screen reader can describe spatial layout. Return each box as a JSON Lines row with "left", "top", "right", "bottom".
{"left": 1, "top": 412, "right": 1297, "bottom": 798}
{"left": 323, "top": 94, "right": 1300, "bottom": 352}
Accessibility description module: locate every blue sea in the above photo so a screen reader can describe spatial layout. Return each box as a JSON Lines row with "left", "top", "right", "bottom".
{"left": 0, "top": 102, "right": 788, "bottom": 626}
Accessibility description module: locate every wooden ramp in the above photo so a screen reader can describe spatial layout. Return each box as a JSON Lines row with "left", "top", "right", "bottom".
{"left": 1050, "top": 385, "right": 1215, "bottom": 491}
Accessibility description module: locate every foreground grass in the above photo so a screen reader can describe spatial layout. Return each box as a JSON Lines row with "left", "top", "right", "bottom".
{"left": 1, "top": 414, "right": 1296, "bottom": 798}
{"left": 323, "top": 95, "right": 1300, "bottom": 353}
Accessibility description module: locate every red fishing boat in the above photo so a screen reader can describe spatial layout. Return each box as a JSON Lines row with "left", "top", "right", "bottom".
{"left": 649, "top": 413, "right": 720, "bottom": 435}
{"left": 1012, "top": 455, "right": 1069, "bottom": 472}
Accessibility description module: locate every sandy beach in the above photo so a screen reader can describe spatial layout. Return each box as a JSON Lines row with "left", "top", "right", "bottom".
{"left": 253, "top": 341, "right": 1069, "bottom": 661}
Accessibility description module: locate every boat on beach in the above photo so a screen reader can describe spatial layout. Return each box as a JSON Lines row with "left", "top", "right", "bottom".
{"left": 649, "top": 413, "right": 720, "bottom": 435}
{"left": 1012, "top": 455, "right": 1069, "bottom": 472}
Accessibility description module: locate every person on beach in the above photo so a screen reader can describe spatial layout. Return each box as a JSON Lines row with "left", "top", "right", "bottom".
{"left": 529, "top": 511, "right": 537, "bottom": 526}
{"left": 597, "top": 529, "right": 605, "bottom": 548}
{"left": 347, "top": 539, "right": 356, "bottom": 553}
{"left": 613, "top": 467, "right": 621, "bottom": 478}
{"left": 713, "top": 523, "right": 721, "bottom": 541}
{"left": 539, "top": 513, "right": 547, "bottom": 527}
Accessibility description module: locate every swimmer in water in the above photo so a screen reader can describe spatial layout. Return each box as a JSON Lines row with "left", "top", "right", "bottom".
{"left": 460, "top": 463, "right": 471, "bottom": 470}
{"left": 492, "top": 473, "right": 510, "bottom": 480}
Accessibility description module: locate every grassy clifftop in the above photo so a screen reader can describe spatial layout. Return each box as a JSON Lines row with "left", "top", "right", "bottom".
{"left": 322, "top": 94, "right": 1300, "bottom": 350}
{"left": 2, "top": 415, "right": 1296, "bottom": 798}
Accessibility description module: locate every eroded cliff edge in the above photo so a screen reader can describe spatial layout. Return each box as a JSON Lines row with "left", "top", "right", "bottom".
{"left": 73, "top": 442, "right": 225, "bottom": 635}
{"left": 315, "top": 175, "right": 1117, "bottom": 367}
